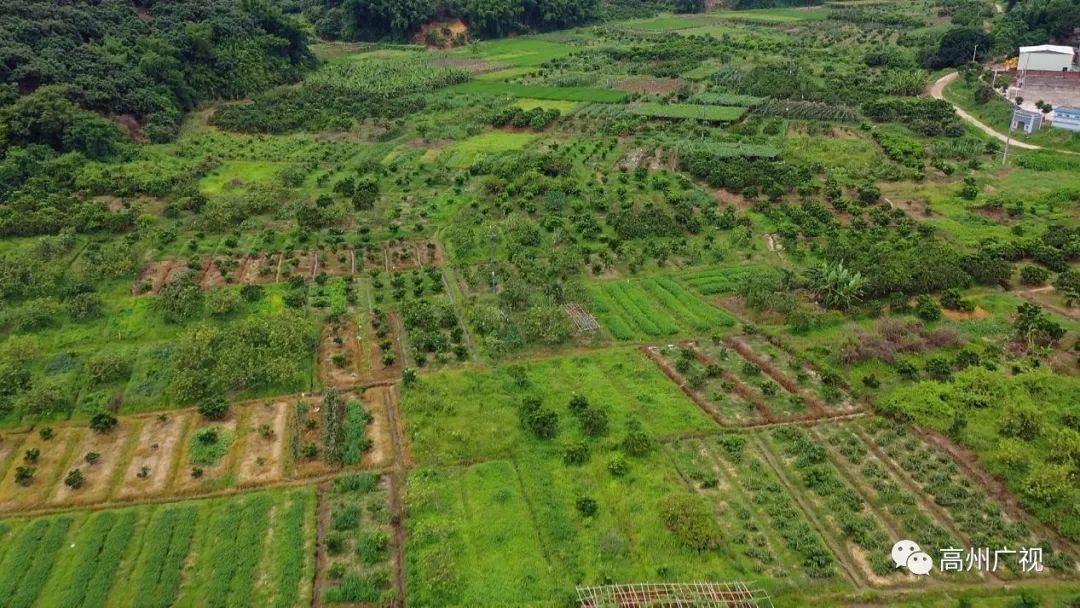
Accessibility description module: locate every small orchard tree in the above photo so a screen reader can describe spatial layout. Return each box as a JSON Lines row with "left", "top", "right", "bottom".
{"left": 198, "top": 396, "right": 229, "bottom": 420}
{"left": 15, "top": 466, "right": 35, "bottom": 486}
{"left": 89, "top": 411, "right": 118, "bottom": 433}
{"left": 64, "top": 468, "right": 85, "bottom": 489}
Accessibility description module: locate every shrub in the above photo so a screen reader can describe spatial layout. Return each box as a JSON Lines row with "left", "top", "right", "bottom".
{"left": 660, "top": 494, "right": 722, "bottom": 551}
{"left": 1019, "top": 265, "right": 1049, "bottom": 286}
{"left": 519, "top": 397, "right": 559, "bottom": 439}
{"left": 15, "top": 466, "right": 35, "bottom": 486}
{"left": 915, "top": 295, "right": 941, "bottom": 321}
{"left": 568, "top": 394, "right": 589, "bottom": 415}
{"left": 64, "top": 468, "right": 85, "bottom": 489}
{"left": 89, "top": 411, "right": 118, "bottom": 433}
{"left": 39, "top": 427, "right": 54, "bottom": 440}
{"left": 24, "top": 447, "right": 40, "bottom": 463}
{"left": 563, "top": 442, "right": 589, "bottom": 465}
{"left": 608, "top": 456, "right": 628, "bottom": 477}
{"left": 85, "top": 451, "right": 100, "bottom": 464}
{"left": 198, "top": 396, "right": 230, "bottom": 420}
{"left": 579, "top": 408, "right": 608, "bottom": 437}
{"left": 576, "top": 497, "right": 599, "bottom": 517}
{"left": 334, "top": 472, "right": 380, "bottom": 493}
{"left": 331, "top": 505, "right": 361, "bottom": 531}
{"left": 622, "top": 431, "right": 653, "bottom": 457}
{"left": 86, "top": 353, "right": 129, "bottom": 386}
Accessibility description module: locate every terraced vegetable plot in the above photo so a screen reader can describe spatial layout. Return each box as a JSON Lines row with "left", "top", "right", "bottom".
{"left": 854, "top": 419, "right": 1078, "bottom": 577}
{"left": 585, "top": 278, "right": 735, "bottom": 340}
{"left": 0, "top": 488, "right": 315, "bottom": 608}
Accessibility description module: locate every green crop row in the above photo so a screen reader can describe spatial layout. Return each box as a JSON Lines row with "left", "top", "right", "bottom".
{"left": 630, "top": 102, "right": 747, "bottom": 122}
{"left": 587, "top": 279, "right": 734, "bottom": 340}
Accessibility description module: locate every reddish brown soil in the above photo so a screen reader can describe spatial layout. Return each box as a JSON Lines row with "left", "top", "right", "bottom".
{"left": 282, "top": 250, "right": 316, "bottom": 280}
{"left": 615, "top": 77, "right": 690, "bottom": 94}
{"left": 241, "top": 253, "right": 281, "bottom": 284}
{"left": 724, "top": 337, "right": 827, "bottom": 416}
{"left": 131, "top": 260, "right": 176, "bottom": 295}
{"left": 236, "top": 401, "right": 289, "bottom": 485}
{"left": 941, "top": 305, "right": 991, "bottom": 321}
{"left": 317, "top": 247, "right": 354, "bottom": 277}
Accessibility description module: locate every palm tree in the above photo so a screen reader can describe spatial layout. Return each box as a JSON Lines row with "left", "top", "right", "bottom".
{"left": 808, "top": 261, "right": 867, "bottom": 310}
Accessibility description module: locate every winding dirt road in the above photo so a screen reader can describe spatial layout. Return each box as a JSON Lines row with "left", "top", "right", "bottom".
{"left": 928, "top": 72, "right": 1044, "bottom": 150}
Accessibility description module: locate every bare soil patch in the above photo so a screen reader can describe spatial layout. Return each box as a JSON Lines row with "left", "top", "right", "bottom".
{"left": 615, "top": 77, "right": 690, "bottom": 94}
{"left": 282, "top": 249, "right": 317, "bottom": 280}
{"left": 317, "top": 247, "right": 354, "bottom": 277}
{"left": 49, "top": 424, "right": 132, "bottom": 506}
{"left": 0, "top": 429, "right": 81, "bottom": 510}
{"left": 319, "top": 316, "right": 364, "bottom": 388}
{"left": 240, "top": 253, "right": 281, "bottom": 284}
{"left": 237, "top": 401, "right": 289, "bottom": 485}
{"left": 114, "top": 412, "right": 191, "bottom": 500}
{"left": 361, "top": 387, "right": 394, "bottom": 470}
{"left": 941, "top": 305, "right": 991, "bottom": 321}
{"left": 131, "top": 260, "right": 177, "bottom": 295}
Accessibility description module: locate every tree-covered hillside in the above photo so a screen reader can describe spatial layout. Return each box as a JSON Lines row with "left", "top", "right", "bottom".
{"left": 0, "top": 0, "right": 313, "bottom": 148}
{"left": 303, "top": 0, "right": 602, "bottom": 40}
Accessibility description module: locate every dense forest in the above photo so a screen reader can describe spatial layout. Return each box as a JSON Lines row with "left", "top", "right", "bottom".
{"left": 0, "top": 0, "right": 313, "bottom": 237}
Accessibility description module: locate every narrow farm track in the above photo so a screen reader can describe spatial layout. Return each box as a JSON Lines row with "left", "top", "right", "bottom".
{"left": 928, "top": 73, "right": 1041, "bottom": 150}
{"left": 749, "top": 433, "right": 868, "bottom": 588}
{"left": 383, "top": 386, "right": 410, "bottom": 606}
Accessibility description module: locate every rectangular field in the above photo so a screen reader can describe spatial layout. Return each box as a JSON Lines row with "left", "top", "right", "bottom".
{"left": 399, "top": 348, "right": 719, "bottom": 466}
{"left": 448, "top": 80, "right": 627, "bottom": 102}
{"left": 678, "top": 264, "right": 778, "bottom": 295}
{"left": 0, "top": 488, "right": 316, "bottom": 608}
{"left": 630, "top": 102, "right": 747, "bottom": 122}
{"left": 585, "top": 277, "right": 735, "bottom": 340}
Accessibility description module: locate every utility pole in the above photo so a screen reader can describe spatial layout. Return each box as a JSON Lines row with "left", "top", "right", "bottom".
{"left": 972, "top": 44, "right": 979, "bottom": 63}
{"left": 1003, "top": 120, "right": 1013, "bottom": 166}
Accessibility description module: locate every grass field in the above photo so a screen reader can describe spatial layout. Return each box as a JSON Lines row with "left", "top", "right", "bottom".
{"left": 400, "top": 348, "right": 719, "bottom": 465}
{"left": 0, "top": 488, "right": 315, "bottom": 608}
{"left": 449, "top": 80, "right": 627, "bottom": 102}
{"left": 440, "top": 131, "right": 537, "bottom": 167}
{"left": 585, "top": 278, "right": 736, "bottom": 340}
{"left": 630, "top": 102, "right": 747, "bottom": 122}
{"left": 512, "top": 98, "right": 579, "bottom": 113}
{"left": 448, "top": 37, "right": 578, "bottom": 67}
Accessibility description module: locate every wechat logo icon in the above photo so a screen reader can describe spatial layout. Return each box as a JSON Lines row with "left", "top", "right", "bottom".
{"left": 892, "top": 540, "right": 933, "bottom": 576}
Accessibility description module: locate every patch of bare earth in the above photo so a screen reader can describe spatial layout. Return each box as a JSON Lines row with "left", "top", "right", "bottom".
{"left": 240, "top": 253, "right": 281, "bottom": 284}
{"left": 360, "top": 387, "right": 394, "bottom": 470}
{"left": 237, "top": 401, "right": 289, "bottom": 486}
{"left": 49, "top": 423, "right": 132, "bottom": 506}
{"left": 615, "top": 77, "right": 690, "bottom": 94}
{"left": 0, "top": 429, "right": 81, "bottom": 510}
{"left": 319, "top": 316, "right": 364, "bottom": 388}
{"left": 114, "top": 412, "right": 191, "bottom": 500}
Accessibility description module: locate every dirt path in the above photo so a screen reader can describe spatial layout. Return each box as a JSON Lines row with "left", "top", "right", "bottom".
{"left": 1017, "top": 286, "right": 1080, "bottom": 321}
{"left": 383, "top": 386, "right": 409, "bottom": 606}
{"left": 928, "top": 73, "right": 1043, "bottom": 151}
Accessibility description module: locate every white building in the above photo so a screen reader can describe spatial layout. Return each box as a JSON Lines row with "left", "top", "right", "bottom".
{"left": 1050, "top": 106, "right": 1080, "bottom": 131}
{"left": 1018, "top": 45, "right": 1076, "bottom": 72}
{"left": 1011, "top": 108, "right": 1044, "bottom": 133}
